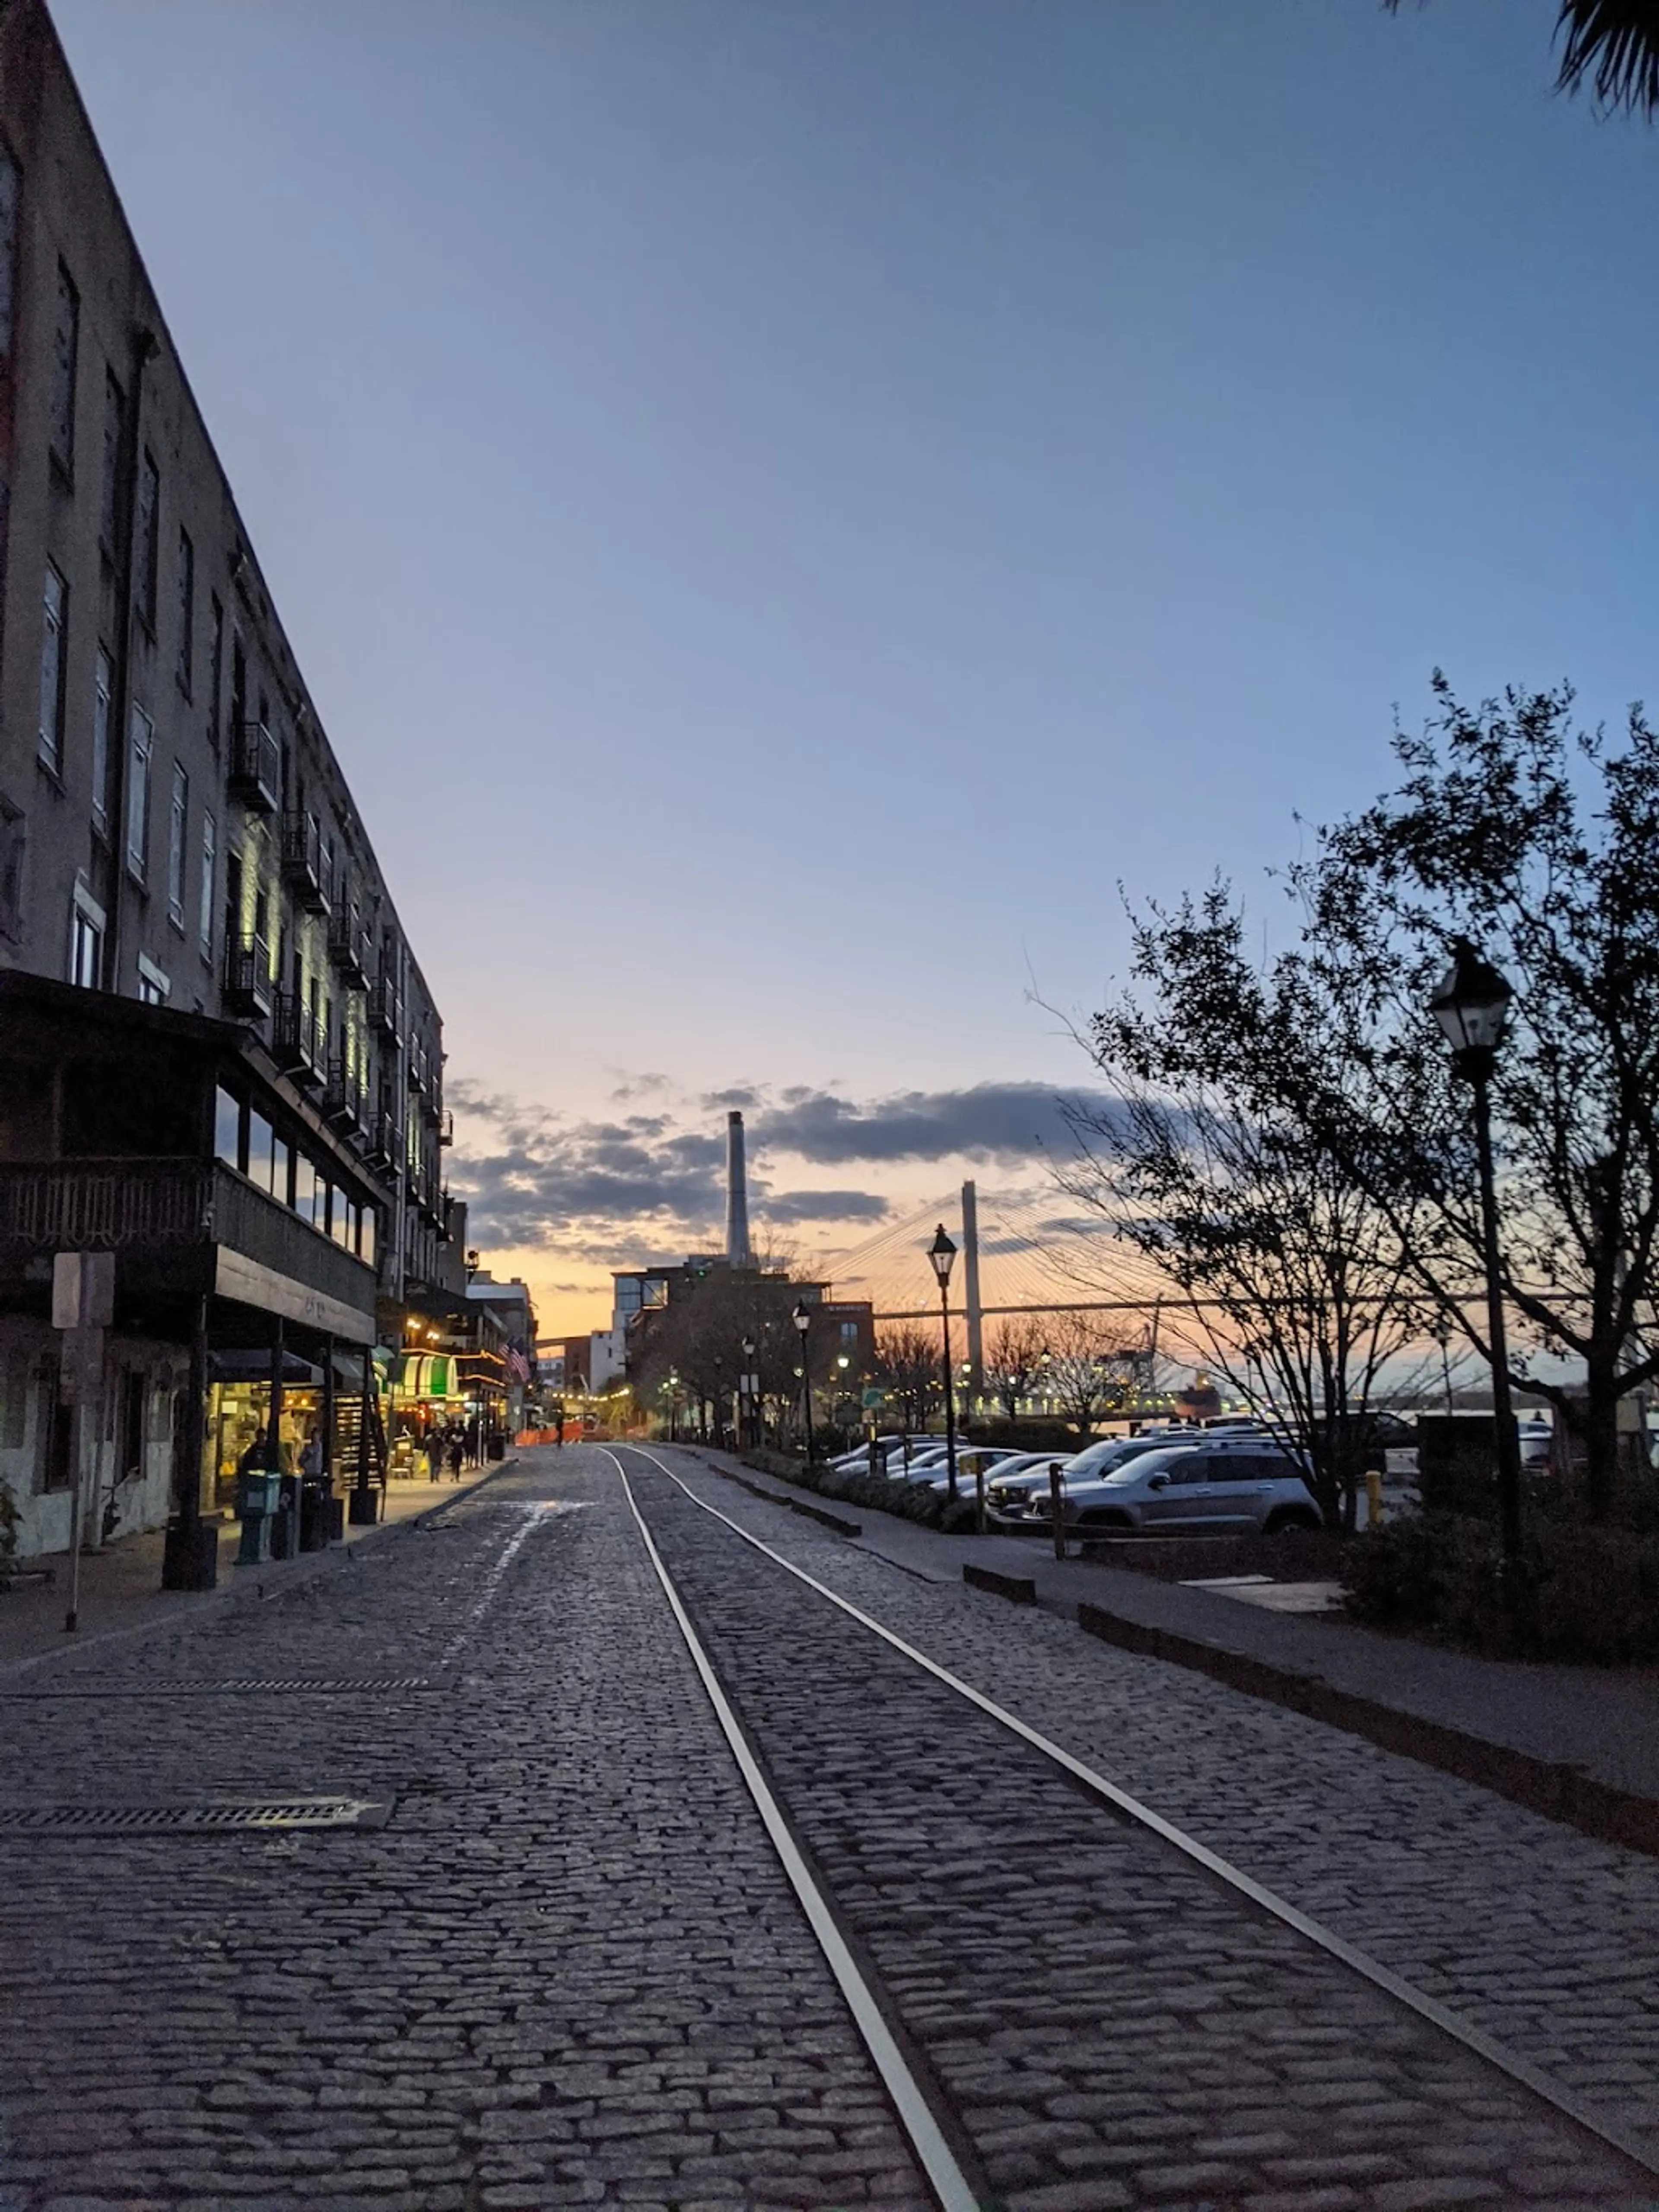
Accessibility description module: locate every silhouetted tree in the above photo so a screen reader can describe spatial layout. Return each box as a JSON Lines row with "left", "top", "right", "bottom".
{"left": 1386, "top": 1, "right": 1659, "bottom": 119}
{"left": 985, "top": 1316, "right": 1048, "bottom": 1419}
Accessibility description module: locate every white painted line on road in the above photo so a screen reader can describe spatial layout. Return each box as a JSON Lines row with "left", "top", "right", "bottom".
{"left": 622, "top": 1443, "right": 1659, "bottom": 2187}
{"left": 440, "top": 1502, "right": 553, "bottom": 1666}
{"left": 607, "top": 1451, "right": 984, "bottom": 2212}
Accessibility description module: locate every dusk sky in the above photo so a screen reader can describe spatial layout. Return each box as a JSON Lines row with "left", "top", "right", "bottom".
{"left": 47, "top": 0, "right": 1659, "bottom": 1337}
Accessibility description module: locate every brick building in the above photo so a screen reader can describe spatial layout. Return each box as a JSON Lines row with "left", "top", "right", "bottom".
{"left": 0, "top": 1, "right": 451, "bottom": 1569}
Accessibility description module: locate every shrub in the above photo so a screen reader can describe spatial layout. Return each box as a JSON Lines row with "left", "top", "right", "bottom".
{"left": 1342, "top": 1509, "right": 1659, "bottom": 1663}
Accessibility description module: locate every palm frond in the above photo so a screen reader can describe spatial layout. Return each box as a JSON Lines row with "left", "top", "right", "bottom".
{"left": 1553, "top": 0, "right": 1659, "bottom": 115}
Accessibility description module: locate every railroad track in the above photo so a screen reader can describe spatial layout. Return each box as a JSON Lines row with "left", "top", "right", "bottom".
{"left": 605, "top": 1441, "right": 1659, "bottom": 2212}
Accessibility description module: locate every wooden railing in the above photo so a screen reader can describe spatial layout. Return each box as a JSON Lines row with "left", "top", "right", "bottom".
{"left": 0, "top": 1159, "right": 375, "bottom": 1313}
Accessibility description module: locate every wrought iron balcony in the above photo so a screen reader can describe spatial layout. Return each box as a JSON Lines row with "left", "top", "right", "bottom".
{"left": 279, "top": 815, "right": 329, "bottom": 914}
{"left": 223, "top": 935, "right": 273, "bottom": 1021}
{"left": 323, "top": 1057, "right": 363, "bottom": 1132}
{"left": 272, "top": 992, "right": 324, "bottom": 1086}
{"left": 227, "top": 721, "right": 280, "bottom": 815}
{"left": 367, "top": 976, "right": 400, "bottom": 1040}
{"left": 327, "top": 910, "right": 369, "bottom": 988}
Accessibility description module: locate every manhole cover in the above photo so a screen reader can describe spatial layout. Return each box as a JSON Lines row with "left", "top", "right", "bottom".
{"left": 0, "top": 1795, "right": 393, "bottom": 1835}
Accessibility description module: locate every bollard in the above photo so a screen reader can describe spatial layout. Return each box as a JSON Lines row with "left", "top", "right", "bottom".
{"left": 1366, "top": 1467, "right": 1384, "bottom": 1528}
{"left": 1049, "top": 1462, "right": 1066, "bottom": 1561}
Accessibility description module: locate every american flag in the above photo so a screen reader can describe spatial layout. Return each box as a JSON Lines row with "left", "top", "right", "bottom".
{"left": 505, "top": 1340, "right": 532, "bottom": 1384}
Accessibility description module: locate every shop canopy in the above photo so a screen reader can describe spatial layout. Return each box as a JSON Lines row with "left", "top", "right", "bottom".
{"left": 392, "top": 1353, "right": 456, "bottom": 1400}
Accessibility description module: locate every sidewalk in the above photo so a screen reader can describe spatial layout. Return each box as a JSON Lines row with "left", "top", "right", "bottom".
{"left": 686, "top": 1446, "right": 1659, "bottom": 1853}
{"left": 0, "top": 1464, "right": 513, "bottom": 1678}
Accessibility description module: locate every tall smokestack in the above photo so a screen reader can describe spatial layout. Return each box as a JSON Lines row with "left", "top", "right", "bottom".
{"left": 725, "top": 1111, "right": 753, "bottom": 1267}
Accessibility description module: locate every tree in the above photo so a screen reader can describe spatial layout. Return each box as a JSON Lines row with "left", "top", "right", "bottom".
{"left": 875, "top": 1324, "right": 940, "bottom": 1435}
{"left": 1298, "top": 678, "right": 1659, "bottom": 1520}
{"left": 1036, "top": 1310, "right": 1142, "bottom": 1440}
{"left": 985, "top": 1316, "right": 1048, "bottom": 1419}
{"left": 1061, "top": 886, "right": 1435, "bottom": 1529}
{"left": 1386, "top": 1, "right": 1659, "bottom": 119}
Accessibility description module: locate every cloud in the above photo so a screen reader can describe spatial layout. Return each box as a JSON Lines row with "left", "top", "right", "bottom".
{"left": 757, "top": 1189, "right": 891, "bottom": 1225}
{"left": 751, "top": 1082, "right": 1095, "bottom": 1166}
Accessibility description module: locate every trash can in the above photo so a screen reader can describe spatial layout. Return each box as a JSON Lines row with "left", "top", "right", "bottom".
{"left": 298, "top": 1479, "right": 331, "bottom": 1552}
{"left": 325, "top": 1495, "right": 346, "bottom": 1543}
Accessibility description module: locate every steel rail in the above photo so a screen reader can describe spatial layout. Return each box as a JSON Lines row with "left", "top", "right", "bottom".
{"left": 604, "top": 1451, "right": 982, "bottom": 2212}
{"left": 613, "top": 1441, "right": 1659, "bottom": 2189}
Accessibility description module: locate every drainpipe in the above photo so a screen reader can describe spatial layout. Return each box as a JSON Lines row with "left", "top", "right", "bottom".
{"left": 103, "top": 323, "right": 159, "bottom": 993}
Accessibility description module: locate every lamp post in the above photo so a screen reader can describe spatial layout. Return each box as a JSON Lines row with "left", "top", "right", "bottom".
{"left": 1429, "top": 938, "right": 1523, "bottom": 1571}
{"left": 928, "top": 1225, "right": 960, "bottom": 1504}
{"left": 741, "top": 1335, "right": 756, "bottom": 1450}
{"left": 792, "top": 1301, "right": 814, "bottom": 1468}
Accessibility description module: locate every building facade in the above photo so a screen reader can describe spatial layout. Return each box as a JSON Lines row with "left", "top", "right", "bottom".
{"left": 0, "top": 2, "right": 452, "bottom": 1566}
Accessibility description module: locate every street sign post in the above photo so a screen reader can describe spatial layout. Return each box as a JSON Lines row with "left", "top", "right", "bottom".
{"left": 52, "top": 1253, "right": 114, "bottom": 1633}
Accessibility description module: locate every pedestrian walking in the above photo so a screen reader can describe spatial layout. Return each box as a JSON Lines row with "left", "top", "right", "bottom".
{"left": 424, "top": 1428, "right": 444, "bottom": 1483}
{"left": 448, "top": 1426, "right": 465, "bottom": 1481}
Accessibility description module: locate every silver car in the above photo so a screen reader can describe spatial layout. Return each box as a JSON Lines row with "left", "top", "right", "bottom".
{"left": 1062, "top": 1441, "right": 1322, "bottom": 1536}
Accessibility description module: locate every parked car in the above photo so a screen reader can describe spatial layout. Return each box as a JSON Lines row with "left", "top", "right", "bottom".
{"left": 986, "top": 1433, "right": 1179, "bottom": 1520}
{"left": 1060, "top": 1440, "right": 1322, "bottom": 1536}
{"left": 903, "top": 1445, "right": 1027, "bottom": 1489}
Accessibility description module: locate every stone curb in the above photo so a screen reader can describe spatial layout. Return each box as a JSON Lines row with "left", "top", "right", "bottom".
{"left": 686, "top": 1455, "right": 863, "bottom": 1538}
{"left": 963, "top": 1563, "right": 1036, "bottom": 1605}
{"left": 1075, "top": 1597, "right": 1659, "bottom": 1862}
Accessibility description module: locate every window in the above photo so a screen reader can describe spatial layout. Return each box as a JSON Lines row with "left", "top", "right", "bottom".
{"left": 166, "top": 761, "right": 188, "bottom": 929}
{"left": 198, "top": 811, "right": 216, "bottom": 959}
{"left": 125, "top": 704, "right": 152, "bottom": 883}
{"left": 100, "top": 374, "right": 125, "bottom": 556}
{"left": 69, "top": 894, "right": 102, "bottom": 990}
{"left": 214, "top": 1086, "right": 241, "bottom": 1169}
{"left": 50, "top": 262, "right": 78, "bottom": 469}
{"left": 293, "top": 1152, "right": 317, "bottom": 1227}
{"left": 207, "top": 593, "right": 223, "bottom": 749}
{"left": 270, "top": 1136, "right": 291, "bottom": 1206}
{"left": 136, "top": 952, "right": 169, "bottom": 1005}
{"left": 38, "top": 563, "right": 66, "bottom": 775}
{"left": 246, "top": 1111, "right": 273, "bottom": 1194}
{"left": 91, "top": 648, "right": 112, "bottom": 836}
{"left": 135, "top": 451, "right": 159, "bottom": 630}
{"left": 359, "top": 1207, "right": 376, "bottom": 1267}
{"left": 175, "top": 528, "right": 194, "bottom": 695}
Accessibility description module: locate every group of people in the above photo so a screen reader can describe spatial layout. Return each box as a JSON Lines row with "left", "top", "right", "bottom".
{"left": 422, "top": 1422, "right": 472, "bottom": 1483}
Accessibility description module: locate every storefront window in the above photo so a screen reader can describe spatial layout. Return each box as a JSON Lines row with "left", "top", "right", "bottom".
{"left": 246, "top": 1111, "right": 273, "bottom": 1194}
{"left": 214, "top": 1086, "right": 241, "bottom": 1170}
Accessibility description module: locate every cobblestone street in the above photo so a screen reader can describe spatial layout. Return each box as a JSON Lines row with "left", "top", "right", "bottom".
{"left": 3, "top": 1442, "right": 1659, "bottom": 2212}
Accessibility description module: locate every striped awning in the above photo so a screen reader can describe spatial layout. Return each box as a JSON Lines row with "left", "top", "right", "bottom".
{"left": 391, "top": 1353, "right": 455, "bottom": 1399}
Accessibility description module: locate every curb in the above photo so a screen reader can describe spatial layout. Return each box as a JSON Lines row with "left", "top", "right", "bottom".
{"left": 1075, "top": 1599, "right": 1659, "bottom": 1862}
{"left": 963, "top": 1564, "right": 1036, "bottom": 1605}
{"left": 692, "top": 1457, "right": 863, "bottom": 1539}
{"left": 0, "top": 1458, "right": 524, "bottom": 1682}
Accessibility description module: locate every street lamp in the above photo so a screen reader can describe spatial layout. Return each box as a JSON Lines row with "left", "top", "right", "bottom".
{"left": 792, "top": 1301, "right": 814, "bottom": 1468}
{"left": 741, "top": 1335, "right": 757, "bottom": 1450}
{"left": 1429, "top": 937, "right": 1522, "bottom": 1571}
{"left": 928, "top": 1225, "right": 960, "bottom": 1503}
